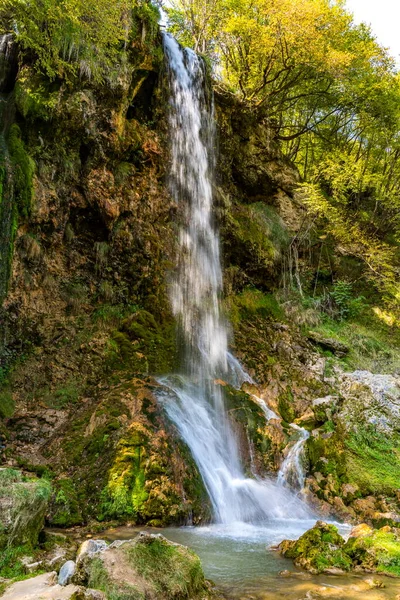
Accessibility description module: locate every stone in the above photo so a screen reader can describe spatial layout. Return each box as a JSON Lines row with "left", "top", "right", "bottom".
{"left": 341, "top": 483, "right": 359, "bottom": 503}
{"left": 0, "top": 469, "right": 51, "bottom": 549}
{"left": 81, "top": 532, "right": 212, "bottom": 599}
{"left": 84, "top": 590, "right": 107, "bottom": 600}
{"left": 307, "top": 333, "right": 349, "bottom": 356}
{"left": 1, "top": 572, "right": 83, "bottom": 599}
{"left": 349, "top": 523, "right": 373, "bottom": 538}
{"left": 58, "top": 560, "right": 76, "bottom": 586}
{"left": 76, "top": 539, "right": 108, "bottom": 563}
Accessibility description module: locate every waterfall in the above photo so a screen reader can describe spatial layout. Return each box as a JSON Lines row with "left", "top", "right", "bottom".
{"left": 158, "top": 34, "right": 311, "bottom": 524}
{"left": 277, "top": 424, "right": 310, "bottom": 492}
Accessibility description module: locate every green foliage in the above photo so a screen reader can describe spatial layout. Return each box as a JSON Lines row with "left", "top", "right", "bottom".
{"left": 126, "top": 537, "right": 206, "bottom": 599}
{"left": 0, "top": 545, "right": 34, "bottom": 579}
{"left": 2, "top": 0, "right": 161, "bottom": 84}
{"left": 50, "top": 478, "right": 83, "bottom": 526}
{"left": 329, "top": 280, "right": 365, "bottom": 321}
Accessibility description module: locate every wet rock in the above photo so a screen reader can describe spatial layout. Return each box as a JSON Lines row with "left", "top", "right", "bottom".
{"left": 77, "top": 539, "right": 108, "bottom": 563}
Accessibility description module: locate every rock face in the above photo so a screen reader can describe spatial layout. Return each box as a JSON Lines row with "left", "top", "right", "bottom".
{"left": 279, "top": 521, "right": 400, "bottom": 577}
{"left": 0, "top": 468, "right": 50, "bottom": 548}
{"left": 76, "top": 532, "right": 214, "bottom": 600}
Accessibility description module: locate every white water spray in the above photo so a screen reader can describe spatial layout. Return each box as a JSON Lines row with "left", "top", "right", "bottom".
{"left": 277, "top": 424, "right": 310, "bottom": 492}
{"left": 158, "top": 34, "right": 312, "bottom": 524}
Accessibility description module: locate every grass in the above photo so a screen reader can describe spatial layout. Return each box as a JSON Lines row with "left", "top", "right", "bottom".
{"left": 88, "top": 557, "right": 144, "bottom": 600}
{"left": 345, "top": 426, "right": 400, "bottom": 495}
{"left": 310, "top": 315, "right": 400, "bottom": 373}
{"left": 126, "top": 537, "right": 206, "bottom": 599}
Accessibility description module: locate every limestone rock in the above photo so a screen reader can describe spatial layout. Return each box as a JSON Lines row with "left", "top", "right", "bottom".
{"left": 1, "top": 572, "right": 83, "bottom": 600}
{"left": 349, "top": 523, "right": 373, "bottom": 538}
{"left": 58, "top": 560, "right": 77, "bottom": 586}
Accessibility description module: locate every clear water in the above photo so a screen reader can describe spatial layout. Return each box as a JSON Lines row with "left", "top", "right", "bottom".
{"left": 103, "top": 523, "right": 397, "bottom": 600}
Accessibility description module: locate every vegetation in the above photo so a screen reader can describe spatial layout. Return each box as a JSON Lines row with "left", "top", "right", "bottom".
{"left": 0, "top": 0, "right": 160, "bottom": 84}
{"left": 126, "top": 535, "right": 206, "bottom": 599}
{"left": 169, "top": 0, "right": 400, "bottom": 313}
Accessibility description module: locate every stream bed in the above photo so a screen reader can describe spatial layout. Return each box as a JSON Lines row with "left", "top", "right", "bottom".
{"left": 102, "top": 521, "right": 400, "bottom": 600}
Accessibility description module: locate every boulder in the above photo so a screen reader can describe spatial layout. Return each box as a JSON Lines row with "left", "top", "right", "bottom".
{"left": 278, "top": 521, "right": 352, "bottom": 575}
{"left": 58, "top": 560, "right": 77, "bottom": 586}
{"left": 0, "top": 468, "right": 51, "bottom": 549}
{"left": 76, "top": 532, "right": 214, "bottom": 599}
{"left": 280, "top": 521, "right": 400, "bottom": 577}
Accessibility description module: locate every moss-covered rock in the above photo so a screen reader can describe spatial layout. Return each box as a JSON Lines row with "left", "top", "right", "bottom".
{"left": 0, "top": 468, "right": 51, "bottom": 549}
{"left": 345, "top": 527, "right": 400, "bottom": 577}
{"left": 81, "top": 533, "right": 216, "bottom": 599}
{"left": 279, "top": 521, "right": 352, "bottom": 574}
{"left": 280, "top": 521, "right": 400, "bottom": 577}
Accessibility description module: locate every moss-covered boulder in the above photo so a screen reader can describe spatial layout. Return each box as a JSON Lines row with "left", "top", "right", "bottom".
{"left": 278, "top": 521, "right": 352, "bottom": 574}
{"left": 0, "top": 468, "right": 51, "bottom": 549}
{"left": 345, "top": 527, "right": 400, "bottom": 577}
{"left": 279, "top": 521, "right": 400, "bottom": 577}
{"left": 79, "top": 533, "right": 216, "bottom": 599}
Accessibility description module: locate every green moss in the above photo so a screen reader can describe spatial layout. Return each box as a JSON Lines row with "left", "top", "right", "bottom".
{"left": 281, "top": 522, "right": 352, "bottom": 574}
{"left": 345, "top": 530, "right": 400, "bottom": 577}
{"left": 126, "top": 536, "right": 206, "bottom": 599}
{"left": 225, "top": 203, "right": 289, "bottom": 280}
{"left": 7, "top": 124, "right": 34, "bottom": 219}
{"left": 106, "top": 309, "right": 178, "bottom": 375}
{"left": 229, "top": 288, "right": 285, "bottom": 327}
{"left": 277, "top": 389, "right": 295, "bottom": 423}
{"left": 0, "top": 388, "right": 14, "bottom": 418}
{"left": 0, "top": 470, "right": 51, "bottom": 549}
{"left": 100, "top": 430, "right": 150, "bottom": 521}
{"left": 345, "top": 426, "right": 400, "bottom": 496}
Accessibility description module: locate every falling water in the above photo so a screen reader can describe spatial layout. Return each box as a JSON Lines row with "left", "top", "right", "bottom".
{"left": 158, "top": 34, "right": 311, "bottom": 524}
{"left": 277, "top": 424, "right": 310, "bottom": 492}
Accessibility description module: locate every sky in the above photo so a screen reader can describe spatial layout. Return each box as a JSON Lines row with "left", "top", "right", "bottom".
{"left": 345, "top": 0, "right": 400, "bottom": 62}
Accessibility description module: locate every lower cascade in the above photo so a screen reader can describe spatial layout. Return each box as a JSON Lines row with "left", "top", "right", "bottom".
{"left": 158, "top": 34, "right": 312, "bottom": 525}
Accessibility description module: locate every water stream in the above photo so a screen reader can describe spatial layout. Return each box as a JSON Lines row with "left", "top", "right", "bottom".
{"left": 158, "top": 33, "right": 312, "bottom": 525}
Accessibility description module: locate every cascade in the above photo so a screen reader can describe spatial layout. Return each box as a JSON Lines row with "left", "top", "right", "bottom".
{"left": 158, "top": 34, "right": 312, "bottom": 525}
{"left": 277, "top": 424, "right": 310, "bottom": 492}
